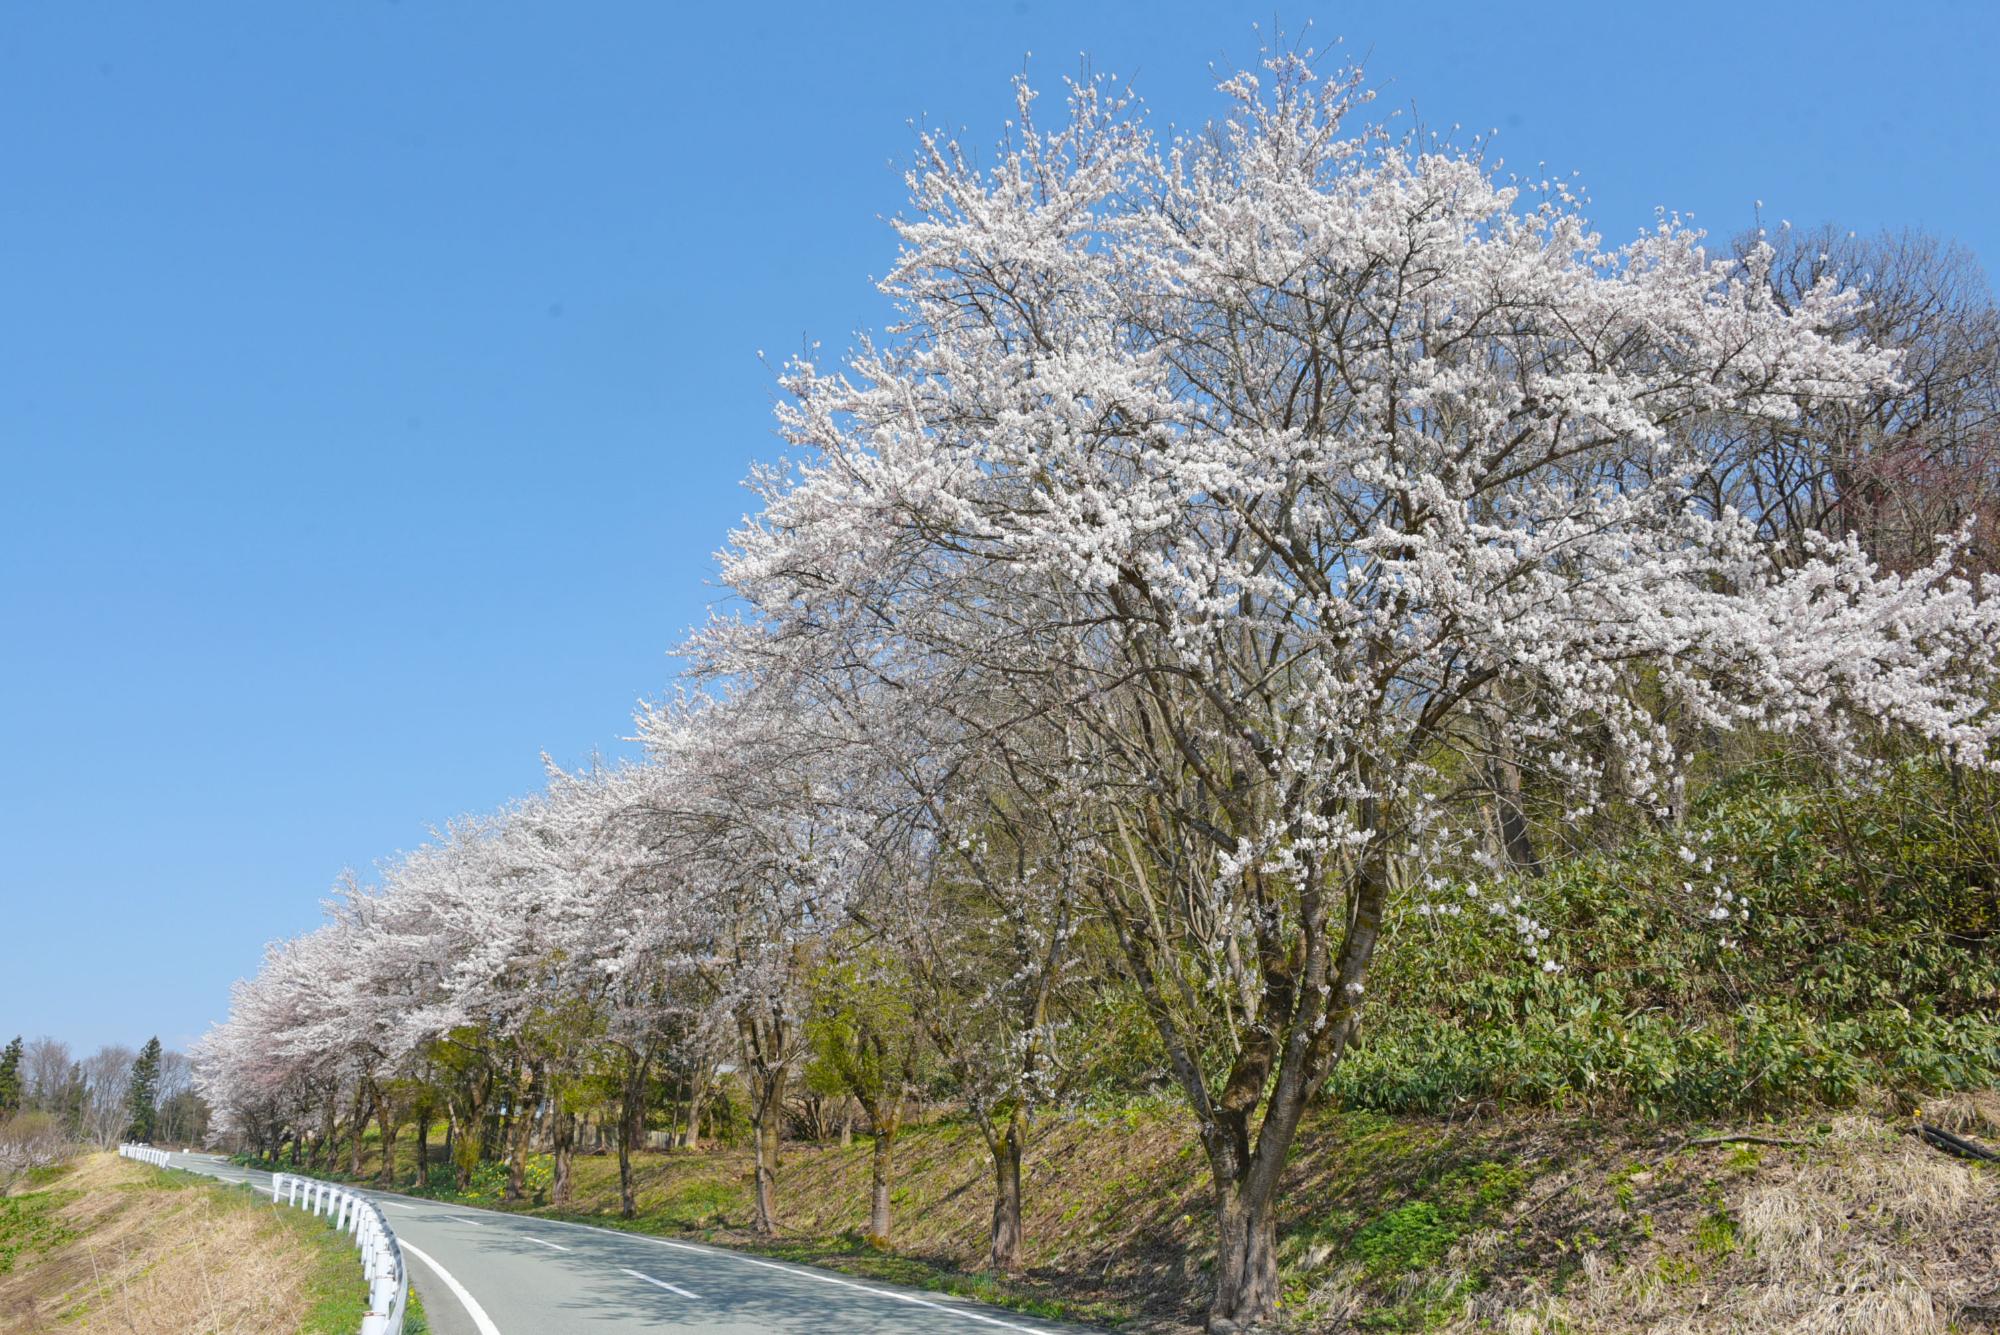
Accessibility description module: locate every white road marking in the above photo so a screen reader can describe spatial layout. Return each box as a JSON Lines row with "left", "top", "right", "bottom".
{"left": 635, "top": 1236, "right": 1055, "bottom": 1333}
{"left": 442, "top": 1215, "right": 487, "bottom": 1226}
{"left": 523, "top": 1236, "right": 569, "bottom": 1251}
{"left": 621, "top": 1267, "right": 699, "bottom": 1299}
{"left": 402, "top": 1239, "right": 504, "bottom": 1335}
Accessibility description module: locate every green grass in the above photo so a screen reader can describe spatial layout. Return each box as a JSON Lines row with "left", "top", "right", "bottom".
{"left": 0, "top": 1180, "right": 79, "bottom": 1276}
{"left": 233, "top": 1177, "right": 427, "bottom": 1334}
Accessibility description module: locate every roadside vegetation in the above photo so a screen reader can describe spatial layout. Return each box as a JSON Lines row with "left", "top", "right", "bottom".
{"left": 0, "top": 1151, "right": 419, "bottom": 1334}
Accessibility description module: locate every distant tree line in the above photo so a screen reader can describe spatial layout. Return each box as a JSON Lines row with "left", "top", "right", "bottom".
{"left": 0, "top": 1032, "right": 208, "bottom": 1149}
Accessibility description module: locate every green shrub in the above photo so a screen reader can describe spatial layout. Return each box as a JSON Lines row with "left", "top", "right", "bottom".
{"left": 1330, "top": 761, "right": 2000, "bottom": 1120}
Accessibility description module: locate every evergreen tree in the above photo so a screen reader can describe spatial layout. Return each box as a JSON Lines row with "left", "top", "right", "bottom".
{"left": 125, "top": 1037, "right": 161, "bottom": 1143}
{"left": 0, "top": 1036, "right": 22, "bottom": 1115}
{"left": 56, "top": 1062, "right": 86, "bottom": 1138}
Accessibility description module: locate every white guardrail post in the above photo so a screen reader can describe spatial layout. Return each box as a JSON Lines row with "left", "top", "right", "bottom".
{"left": 120, "top": 1145, "right": 405, "bottom": 1335}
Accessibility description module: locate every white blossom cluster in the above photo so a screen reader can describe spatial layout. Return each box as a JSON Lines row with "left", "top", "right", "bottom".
{"left": 191, "top": 49, "right": 2000, "bottom": 1328}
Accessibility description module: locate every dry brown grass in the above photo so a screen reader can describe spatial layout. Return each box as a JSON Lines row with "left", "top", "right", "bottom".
{"left": 0, "top": 1153, "right": 323, "bottom": 1334}
{"left": 1922, "top": 1089, "right": 2000, "bottom": 1140}
{"left": 1478, "top": 1116, "right": 2000, "bottom": 1335}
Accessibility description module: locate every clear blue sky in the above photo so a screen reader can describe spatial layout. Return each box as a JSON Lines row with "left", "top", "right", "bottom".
{"left": 4, "top": 1, "right": 1996, "bottom": 1056}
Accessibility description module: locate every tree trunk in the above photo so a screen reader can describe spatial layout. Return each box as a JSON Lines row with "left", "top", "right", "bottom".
{"left": 749, "top": 1066, "right": 786, "bottom": 1236}
{"left": 1207, "top": 1174, "right": 1282, "bottom": 1333}
{"left": 617, "top": 1053, "right": 649, "bottom": 1219}
{"left": 681, "top": 1075, "right": 707, "bottom": 1152}
{"left": 839, "top": 1096, "right": 855, "bottom": 1149}
{"left": 986, "top": 1112, "right": 1024, "bottom": 1274}
{"left": 348, "top": 1083, "right": 370, "bottom": 1178}
{"left": 616, "top": 1122, "right": 635, "bottom": 1218}
{"left": 315, "top": 1098, "right": 336, "bottom": 1172}
{"left": 867, "top": 1125, "right": 895, "bottom": 1241}
{"left": 450, "top": 1077, "right": 491, "bottom": 1194}
{"left": 552, "top": 1110, "right": 575, "bottom": 1207}
{"left": 1482, "top": 704, "right": 1541, "bottom": 875}
{"left": 415, "top": 1111, "right": 430, "bottom": 1187}
{"left": 374, "top": 1092, "right": 399, "bottom": 1188}
{"left": 506, "top": 1064, "right": 537, "bottom": 1202}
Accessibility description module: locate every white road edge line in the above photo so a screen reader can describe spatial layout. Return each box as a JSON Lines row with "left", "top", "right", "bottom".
{"left": 621, "top": 1267, "right": 699, "bottom": 1299}
{"left": 523, "top": 1236, "right": 569, "bottom": 1251}
{"left": 402, "top": 1239, "right": 505, "bottom": 1335}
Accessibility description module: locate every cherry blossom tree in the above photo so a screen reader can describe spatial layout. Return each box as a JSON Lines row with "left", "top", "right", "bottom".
{"left": 635, "top": 689, "right": 867, "bottom": 1235}
{"left": 190, "top": 45, "right": 2000, "bottom": 1334}
{"left": 707, "top": 53, "right": 2000, "bottom": 1329}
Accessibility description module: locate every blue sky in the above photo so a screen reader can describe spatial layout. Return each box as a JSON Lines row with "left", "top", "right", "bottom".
{"left": 3, "top": 1, "right": 1996, "bottom": 1056}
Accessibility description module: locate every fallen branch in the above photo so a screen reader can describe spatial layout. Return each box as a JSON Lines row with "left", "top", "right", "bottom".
{"left": 1917, "top": 1123, "right": 2000, "bottom": 1163}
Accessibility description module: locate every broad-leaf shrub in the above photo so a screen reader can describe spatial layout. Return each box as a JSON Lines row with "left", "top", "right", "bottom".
{"left": 1331, "top": 761, "right": 2000, "bottom": 1118}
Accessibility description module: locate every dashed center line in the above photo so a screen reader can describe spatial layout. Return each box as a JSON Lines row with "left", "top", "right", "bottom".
{"left": 523, "top": 1236, "right": 569, "bottom": 1251}
{"left": 622, "top": 1267, "right": 700, "bottom": 1300}
{"left": 442, "top": 1215, "right": 487, "bottom": 1226}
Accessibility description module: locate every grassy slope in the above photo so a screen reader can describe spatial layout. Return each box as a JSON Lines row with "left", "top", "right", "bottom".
{"left": 0, "top": 1152, "right": 403, "bottom": 1335}
{"left": 277, "top": 1088, "right": 1999, "bottom": 1332}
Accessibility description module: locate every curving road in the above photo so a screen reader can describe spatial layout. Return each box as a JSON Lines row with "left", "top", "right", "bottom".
{"left": 159, "top": 1150, "right": 1098, "bottom": 1334}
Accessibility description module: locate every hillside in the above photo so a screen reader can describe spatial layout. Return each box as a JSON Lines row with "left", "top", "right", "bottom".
{"left": 0, "top": 1152, "right": 400, "bottom": 1334}
{"left": 265, "top": 1089, "right": 2000, "bottom": 1333}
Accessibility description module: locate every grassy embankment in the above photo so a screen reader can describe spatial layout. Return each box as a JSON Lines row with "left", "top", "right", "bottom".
{"left": 0, "top": 1151, "right": 426, "bottom": 1335}
{"left": 261, "top": 1091, "right": 2000, "bottom": 1333}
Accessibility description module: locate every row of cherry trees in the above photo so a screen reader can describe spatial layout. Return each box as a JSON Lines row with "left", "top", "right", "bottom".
{"left": 197, "top": 53, "right": 2000, "bottom": 1331}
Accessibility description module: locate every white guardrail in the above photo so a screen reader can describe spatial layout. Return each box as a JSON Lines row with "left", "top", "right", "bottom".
{"left": 119, "top": 1144, "right": 408, "bottom": 1335}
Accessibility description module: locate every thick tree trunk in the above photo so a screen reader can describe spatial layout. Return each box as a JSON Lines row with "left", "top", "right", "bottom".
{"left": 617, "top": 1054, "right": 648, "bottom": 1219}
{"left": 750, "top": 1072, "right": 785, "bottom": 1235}
{"left": 740, "top": 1015, "right": 789, "bottom": 1236}
{"left": 1482, "top": 703, "right": 1541, "bottom": 875}
{"left": 839, "top": 1097, "right": 855, "bottom": 1149}
{"left": 751, "top": 1121, "right": 778, "bottom": 1233}
{"left": 616, "top": 1126, "right": 635, "bottom": 1218}
{"left": 867, "top": 1126, "right": 895, "bottom": 1241}
{"left": 505, "top": 1065, "right": 537, "bottom": 1202}
{"left": 680, "top": 1076, "right": 706, "bottom": 1151}
{"left": 315, "top": 1098, "right": 336, "bottom": 1172}
{"left": 450, "top": 1077, "right": 491, "bottom": 1193}
{"left": 348, "top": 1083, "right": 370, "bottom": 1177}
{"left": 1207, "top": 1175, "right": 1282, "bottom": 1334}
{"left": 374, "top": 1093, "right": 399, "bottom": 1188}
{"left": 986, "top": 1113, "right": 1025, "bottom": 1274}
{"left": 552, "top": 1110, "right": 575, "bottom": 1207}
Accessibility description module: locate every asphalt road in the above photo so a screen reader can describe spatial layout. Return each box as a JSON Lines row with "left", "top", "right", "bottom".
{"left": 159, "top": 1150, "right": 1098, "bottom": 1335}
